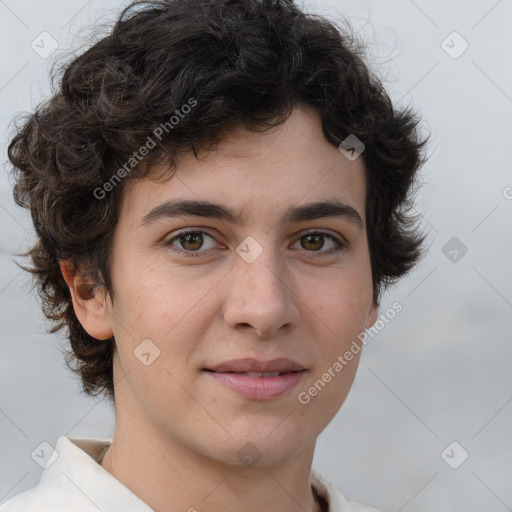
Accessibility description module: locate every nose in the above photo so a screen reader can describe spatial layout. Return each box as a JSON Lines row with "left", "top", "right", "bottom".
{"left": 223, "top": 247, "right": 300, "bottom": 338}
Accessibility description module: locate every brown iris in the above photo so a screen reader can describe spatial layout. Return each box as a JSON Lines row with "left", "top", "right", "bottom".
{"left": 180, "top": 232, "right": 204, "bottom": 251}
{"left": 301, "top": 234, "right": 324, "bottom": 251}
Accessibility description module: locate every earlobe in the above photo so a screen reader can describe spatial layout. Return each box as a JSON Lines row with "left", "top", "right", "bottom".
{"left": 59, "top": 260, "right": 114, "bottom": 341}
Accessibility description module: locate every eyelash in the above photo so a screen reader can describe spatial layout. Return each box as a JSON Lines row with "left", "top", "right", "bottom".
{"left": 164, "top": 228, "right": 346, "bottom": 258}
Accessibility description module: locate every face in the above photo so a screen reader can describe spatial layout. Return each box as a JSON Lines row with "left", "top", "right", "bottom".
{"left": 71, "top": 104, "right": 377, "bottom": 466}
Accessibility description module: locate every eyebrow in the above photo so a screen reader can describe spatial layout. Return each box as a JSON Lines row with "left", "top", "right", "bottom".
{"left": 139, "top": 199, "right": 364, "bottom": 230}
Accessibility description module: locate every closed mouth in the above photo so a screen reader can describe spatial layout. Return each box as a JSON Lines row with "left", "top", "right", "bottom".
{"left": 204, "top": 370, "right": 305, "bottom": 377}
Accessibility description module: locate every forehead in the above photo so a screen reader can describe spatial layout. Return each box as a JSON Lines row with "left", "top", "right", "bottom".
{"left": 119, "top": 104, "right": 367, "bottom": 227}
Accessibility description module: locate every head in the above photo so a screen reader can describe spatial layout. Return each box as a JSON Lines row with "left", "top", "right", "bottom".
{"left": 8, "top": 0, "right": 427, "bottom": 465}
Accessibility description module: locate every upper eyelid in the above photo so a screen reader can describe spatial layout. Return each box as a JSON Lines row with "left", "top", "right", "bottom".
{"left": 167, "top": 228, "right": 220, "bottom": 244}
{"left": 299, "top": 228, "right": 347, "bottom": 245}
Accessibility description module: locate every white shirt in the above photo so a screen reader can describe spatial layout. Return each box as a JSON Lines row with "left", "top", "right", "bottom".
{"left": 0, "top": 436, "right": 381, "bottom": 512}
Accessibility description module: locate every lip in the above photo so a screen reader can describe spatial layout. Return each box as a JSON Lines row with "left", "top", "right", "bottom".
{"left": 203, "top": 358, "right": 307, "bottom": 401}
{"left": 204, "top": 370, "right": 307, "bottom": 400}
{"left": 205, "top": 357, "right": 305, "bottom": 373}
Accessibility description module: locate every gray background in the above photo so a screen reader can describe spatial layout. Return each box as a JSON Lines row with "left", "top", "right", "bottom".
{"left": 1, "top": 1, "right": 511, "bottom": 510}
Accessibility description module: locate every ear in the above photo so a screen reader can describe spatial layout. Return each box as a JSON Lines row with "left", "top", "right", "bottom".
{"left": 59, "top": 260, "right": 114, "bottom": 340}
{"left": 365, "top": 301, "right": 379, "bottom": 330}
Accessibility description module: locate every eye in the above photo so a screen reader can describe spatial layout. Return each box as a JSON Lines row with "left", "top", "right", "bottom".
{"left": 164, "top": 228, "right": 346, "bottom": 258}
{"left": 165, "top": 229, "right": 220, "bottom": 256}
{"left": 291, "top": 230, "right": 346, "bottom": 254}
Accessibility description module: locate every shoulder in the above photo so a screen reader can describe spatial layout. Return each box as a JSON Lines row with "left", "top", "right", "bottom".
{"left": 0, "top": 475, "right": 97, "bottom": 512}
{"left": 311, "top": 469, "right": 383, "bottom": 512}
{"left": 0, "top": 436, "right": 114, "bottom": 512}
{"left": 0, "top": 489, "right": 35, "bottom": 512}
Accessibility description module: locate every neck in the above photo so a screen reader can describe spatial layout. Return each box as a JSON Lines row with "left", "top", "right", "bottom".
{"left": 100, "top": 416, "right": 323, "bottom": 512}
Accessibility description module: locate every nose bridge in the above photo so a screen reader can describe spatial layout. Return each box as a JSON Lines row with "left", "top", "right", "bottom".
{"left": 236, "top": 240, "right": 288, "bottom": 301}
{"left": 224, "top": 237, "right": 299, "bottom": 335}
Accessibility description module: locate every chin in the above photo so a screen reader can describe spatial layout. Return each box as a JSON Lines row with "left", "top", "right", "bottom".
{"left": 208, "top": 427, "right": 310, "bottom": 468}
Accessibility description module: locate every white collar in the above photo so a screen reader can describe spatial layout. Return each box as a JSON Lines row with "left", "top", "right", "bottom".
{"left": 0, "top": 436, "right": 379, "bottom": 512}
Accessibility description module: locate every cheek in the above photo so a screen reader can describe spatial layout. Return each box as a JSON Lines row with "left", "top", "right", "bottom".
{"left": 111, "top": 257, "right": 199, "bottom": 323}
{"left": 303, "top": 271, "right": 372, "bottom": 335}
{"left": 110, "top": 264, "right": 220, "bottom": 370}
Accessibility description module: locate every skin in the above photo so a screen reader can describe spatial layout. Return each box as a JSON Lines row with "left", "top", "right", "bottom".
{"left": 60, "top": 103, "right": 378, "bottom": 512}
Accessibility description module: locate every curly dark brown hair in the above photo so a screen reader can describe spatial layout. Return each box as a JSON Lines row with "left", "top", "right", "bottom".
{"left": 7, "top": 0, "right": 428, "bottom": 403}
